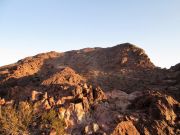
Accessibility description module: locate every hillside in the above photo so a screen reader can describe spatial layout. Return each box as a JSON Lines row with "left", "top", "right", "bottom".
{"left": 0, "top": 43, "right": 179, "bottom": 135}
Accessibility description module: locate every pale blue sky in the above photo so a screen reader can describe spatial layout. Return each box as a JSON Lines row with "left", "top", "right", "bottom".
{"left": 0, "top": 0, "right": 180, "bottom": 68}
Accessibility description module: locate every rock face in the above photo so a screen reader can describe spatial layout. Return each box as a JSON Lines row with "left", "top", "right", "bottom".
{"left": 0, "top": 43, "right": 179, "bottom": 135}
{"left": 128, "top": 91, "right": 180, "bottom": 135}
{"left": 0, "top": 43, "right": 155, "bottom": 93}
{"left": 112, "top": 121, "right": 140, "bottom": 135}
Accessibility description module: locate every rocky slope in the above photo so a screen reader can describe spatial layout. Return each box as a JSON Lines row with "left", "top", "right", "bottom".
{"left": 0, "top": 43, "right": 179, "bottom": 135}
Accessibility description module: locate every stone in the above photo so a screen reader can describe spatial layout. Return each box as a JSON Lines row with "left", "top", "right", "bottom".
{"left": 0, "top": 98, "right": 5, "bottom": 105}
{"left": 5, "top": 100, "right": 14, "bottom": 105}
{"left": 82, "top": 97, "right": 90, "bottom": 112}
{"left": 75, "top": 86, "right": 83, "bottom": 95}
{"left": 43, "top": 92, "right": 48, "bottom": 99}
{"left": 49, "top": 130, "right": 56, "bottom": 135}
{"left": 121, "top": 57, "right": 128, "bottom": 64}
{"left": 92, "top": 123, "right": 99, "bottom": 132}
{"left": 59, "top": 107, "right": 66, "bottom": 119}
{"left": 84, "top": 125, "right": 89, "bottom": 134}
{"left": 56, "top": 99, "right": 62, "bottom": 105}
{"left": 77, "top": 93, "right": 84, "bottom": 99}
{"left": 94, "top": 87, "right": 106, "bottom": 102}
{"left": 83, "top": 83, "right": 88, "bottom": 89}
{"left": 61, "top": 96, "right": 74, "bottom": 104}
{"left": 112, "top": 121, "right": 140, "bottom": 135}
{"left": 49, "top": 97, "right": 55, "bottom": 106}
{"left": 74, "top": 103, "right": 85, "bottom": 122}
{"left": 43, "top": 100, "right": 51, "bottom": 110}
{"left": 31, "top": 90, "right": 42, "bottom": 101}
{"left": 84, "top": 125, "right": 93, "bottom": 135}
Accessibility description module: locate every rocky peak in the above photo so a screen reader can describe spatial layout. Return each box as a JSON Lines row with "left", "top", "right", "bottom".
{"left": 0, "top": 43, "right": 179, "bottom": 135}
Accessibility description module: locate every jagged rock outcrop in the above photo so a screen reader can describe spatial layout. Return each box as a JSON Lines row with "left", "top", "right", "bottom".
{"left": 127, "top": 91, "right": 180, "bottom": 135}
{"left": 112, "top": 121, "right": 140, "bottom": 135}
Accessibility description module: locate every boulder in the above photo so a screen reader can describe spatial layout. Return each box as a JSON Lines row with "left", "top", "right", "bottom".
{"left": 0, "top": 98, "right": 5, "bottom": 105}
{"left": 31, "top": 90, "right": 43, "bottom": 101}
{"left": 112, "top": 121, "right": 140, "bottom": 135}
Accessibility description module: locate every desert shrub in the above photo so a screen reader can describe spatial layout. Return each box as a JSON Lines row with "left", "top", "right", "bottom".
{"left": 0, "top": 102, "right": 33, "bottom": 135}
{"left": 0, "top": 102, "right": 66, "bottom": 135}
{"left": 41, "top": 109, "right": 66, "bottom": 135}
{"left": 18, "top": 102, "right": 33, "bottom": 128}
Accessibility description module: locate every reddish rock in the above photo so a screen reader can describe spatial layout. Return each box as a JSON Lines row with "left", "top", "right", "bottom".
{"left": 0, "top": 43, "right": 179, "bottom": 135}
{"left": 112, "top": 121, "right": 140, "bottom": 135}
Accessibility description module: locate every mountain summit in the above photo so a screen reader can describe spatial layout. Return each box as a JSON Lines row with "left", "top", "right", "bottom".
{"left": 0, "top": 43, "right": 179, "bottom": 135}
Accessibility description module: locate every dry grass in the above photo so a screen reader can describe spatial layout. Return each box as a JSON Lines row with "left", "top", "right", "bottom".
{"left": 0, "top": 102, "right": 33, "bottom": 135}
{"left": 41, "top": 109, "right": 66, "bottom": 135}
{"left": 0, "top": 102, "right": 66, "bottom": 135}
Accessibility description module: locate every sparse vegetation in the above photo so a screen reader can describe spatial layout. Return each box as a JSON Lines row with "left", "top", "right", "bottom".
{"left": 0, "top": 102, "right": 33, "bottom": 135}
{"left": 0, "top": 102, "right": 66, "bottom": 135}
{"left": 41, "top": 109, "right": 66, "bottom": 135}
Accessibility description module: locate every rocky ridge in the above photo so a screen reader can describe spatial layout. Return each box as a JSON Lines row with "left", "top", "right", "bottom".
{"left": 0, "top": 43, "right": 179, "bottom": 135}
